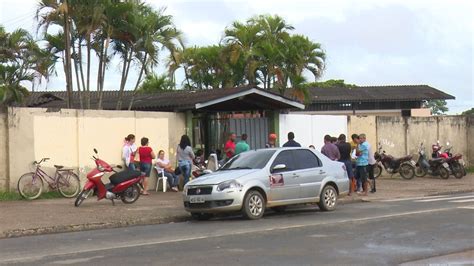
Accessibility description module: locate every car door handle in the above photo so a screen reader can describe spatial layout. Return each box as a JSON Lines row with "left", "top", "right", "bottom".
{"left": 319, "top": 170, "right": 326, "bottom": 174}
{"left": 292, "top": 174, "right": 299, "bottom": 178}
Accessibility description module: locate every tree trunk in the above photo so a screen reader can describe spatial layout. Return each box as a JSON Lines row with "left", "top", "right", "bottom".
{"left": 77, "top": 38, "right": 87, "bottom": 107}
{"left": 116, "top": 48, "right": 132, "bottom": 110}
{"left": 86, "top": 37, "right": 91, "bottom": 109}
{"left": 128, "top": 53, "right": 147, "bottom": 111}
{"left": 96, "top": 42, "right": 103, "bottom": 109}
{"left": 63, "top": 2, "right": 74, "bottom": 108}
{"left": 98, "top": 37, "right": 110, "bottom": 110}
{"left": 72, "top": 41, "right": 83, "bottom": 109}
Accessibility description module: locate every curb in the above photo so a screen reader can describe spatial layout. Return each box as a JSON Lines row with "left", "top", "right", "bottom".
{"left": 2, "top": 215, "right": 189, "bottom": 239}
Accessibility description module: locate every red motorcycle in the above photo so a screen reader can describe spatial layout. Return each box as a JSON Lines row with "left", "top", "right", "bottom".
{"left": 74, "top": 149, "right": 144, "bottom": 207}
{"left": 432, "top": 141, "right": 466, "bottom": 178}
{"left": 373, "top": 144, "right": 416, "bottom": 180}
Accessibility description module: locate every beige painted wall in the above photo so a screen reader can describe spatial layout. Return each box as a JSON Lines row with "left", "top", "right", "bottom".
{"left": 4, "top": 107, "right": 185, "bottom": 191}
{"left": 0, "top": 112, "right": 7, "bottom": 190}
{"left": 347, "top": 116, "right": 377, "bottom": 150}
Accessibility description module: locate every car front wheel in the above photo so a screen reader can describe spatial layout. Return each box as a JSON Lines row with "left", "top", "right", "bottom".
{"left": 242, "top": 190, "right": 265, "bottom": 220}
{"left": 318, "top": 185, "right": 338, "bottom": 211}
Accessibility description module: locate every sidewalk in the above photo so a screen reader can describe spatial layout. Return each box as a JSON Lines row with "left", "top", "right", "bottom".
{"left": 1, "top": 174, "right": 473, "bottom": 238}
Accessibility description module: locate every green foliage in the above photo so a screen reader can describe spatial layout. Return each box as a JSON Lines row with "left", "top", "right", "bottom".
{"left": 0, "top": 25, "right": 53, "bottom": 106}
{"left": 138, "top": 74, "right": 174, "bottom": 93}
{"left": 461, "top": 108, "right": 474, "bottom": 115}
{"left": 424, "top": 100, "right": 448, "bottom": 115}
{"left": 304, "top": 79, "right": 356, "bottom": 88}
{"left": 171, "top": 14, "right": 326, "bottom": 100}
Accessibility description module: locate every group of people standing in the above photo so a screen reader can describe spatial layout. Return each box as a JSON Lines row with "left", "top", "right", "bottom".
{"left": 122, "top": 134, "right": 197, "bottom": 194}
{"left": 321, "top": 133, "right": 376, "bottom": 196}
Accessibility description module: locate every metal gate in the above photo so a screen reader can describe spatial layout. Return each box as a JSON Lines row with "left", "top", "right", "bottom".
{"left": 229, "top": 117, "right": 268, "bottom": 149}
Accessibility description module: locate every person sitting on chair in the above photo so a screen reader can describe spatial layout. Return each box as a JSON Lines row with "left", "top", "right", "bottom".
{"left": 155, "top": 150, "right": 179, "bottom": 192}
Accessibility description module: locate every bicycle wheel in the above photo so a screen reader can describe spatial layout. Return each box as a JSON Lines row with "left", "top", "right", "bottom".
{"left": 18, "top": 173, "right": 43, "bottom": 200}
{"left": 57, "top": 171, "right": 81, "bottom": 198}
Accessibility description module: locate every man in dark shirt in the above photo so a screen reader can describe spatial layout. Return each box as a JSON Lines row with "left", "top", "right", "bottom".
{"left": 282, "top": 132, "right": 301, "bottom": 147}
{"left": 321, "top": 135, "right": 340, "bottom": 161}
{"left": 336, "top": 134, "right": 354, "bottom": 195}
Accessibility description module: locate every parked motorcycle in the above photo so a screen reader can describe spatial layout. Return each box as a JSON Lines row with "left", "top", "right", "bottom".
{"left": 192, "top": 153, "right": 220, "bottom": 178}
{"left": 74, "top": 149, "right": 145, "bottom": 207}
{"left": 432, "top": 141, "right": 466, "bottom": 178}
{"left": 414, "top": 142, "right": 451, "bottom": 179}
{"left": 373, "top": 144, "right": 416, "bottom": 180}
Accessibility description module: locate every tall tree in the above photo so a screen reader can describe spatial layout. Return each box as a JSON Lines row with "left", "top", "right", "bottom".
{"left": 425, "top": 100, "right": 448, "bottom": 115}
{"left": 0, "top": 25, "right": 54, "bottom": 107}
{"left": 37, "top": 0, "right": 75, "bottom": 108}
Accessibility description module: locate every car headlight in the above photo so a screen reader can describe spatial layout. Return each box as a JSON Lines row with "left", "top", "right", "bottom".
{"left": 216, "top": 180, "right": 243, "bottom": 192}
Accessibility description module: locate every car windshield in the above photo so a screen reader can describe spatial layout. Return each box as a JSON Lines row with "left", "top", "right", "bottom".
{"left": 220, "top": 150, "right": 276, "bottom": 170}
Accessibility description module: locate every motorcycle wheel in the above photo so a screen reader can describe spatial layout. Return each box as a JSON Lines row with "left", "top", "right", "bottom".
{"left": 373, "top": 164, "right": 383, "bottom": 178}
{"left": 74, "top": 189, "right": 91, "bottom": 207}
{"left": 438, "top": 167, "right": 449, "bottom": 179}
{"left": 121, "top": 184, "right": 140, "bottom": 204}
{"left": 399, "top": 164, "right": 415, "bottom": 180}
{"left": 414, "top": 165, "right": 427, "bottom": 177}
{"left": 451, "top": 162, "right": 464, "bottom": 179}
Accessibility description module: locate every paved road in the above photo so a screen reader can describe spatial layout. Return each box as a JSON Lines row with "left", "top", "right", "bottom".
{"left": 1, "top": 193, "right": 473, "bottom": 265}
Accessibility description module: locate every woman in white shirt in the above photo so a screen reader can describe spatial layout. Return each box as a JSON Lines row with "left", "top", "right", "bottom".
{"left": 122, "top": 134, "right": 137, "bottom": 171}
{"left": 156, "top": 150, "right": 179, "bottom": 192}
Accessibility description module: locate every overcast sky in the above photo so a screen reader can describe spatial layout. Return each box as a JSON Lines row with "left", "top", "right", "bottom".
{"left": 0, "top": 0, "right": 472, "bottom": 113}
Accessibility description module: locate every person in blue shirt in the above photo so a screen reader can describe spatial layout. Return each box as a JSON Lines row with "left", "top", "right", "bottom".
{"left": 356, "top": 133, "right": 369, "bottom": 196}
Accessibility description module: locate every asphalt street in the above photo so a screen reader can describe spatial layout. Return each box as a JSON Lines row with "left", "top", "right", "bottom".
{"left": 1, "top": 193, "right": 473, "bottom": 265}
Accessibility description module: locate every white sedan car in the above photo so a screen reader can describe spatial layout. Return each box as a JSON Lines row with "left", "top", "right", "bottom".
{"left": 183, "top": 147, "right": 350, "bottom": 220}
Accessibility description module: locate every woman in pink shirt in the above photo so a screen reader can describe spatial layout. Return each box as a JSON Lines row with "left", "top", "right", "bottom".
{"left": 138, "top": 137, "right": 155, "bottom": 195}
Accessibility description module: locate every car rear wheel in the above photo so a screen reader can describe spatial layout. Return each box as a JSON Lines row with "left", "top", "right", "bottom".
{"left": 242, "top": 190, "right": 265, "bottom": 220}
{"left": 318, "top": 185, "right": 338, "bottom": 211}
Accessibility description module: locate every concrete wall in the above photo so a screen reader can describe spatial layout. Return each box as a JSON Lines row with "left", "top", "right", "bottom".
{"left": 347, "top": 115, "right": 473, "bottom": 166}
{"left": 279, "top": 114, "right": 347, "bottom": 150}
{"left": 0, "top": 112, "right": 7, "bottom": 190}
{"left": 347, "top": 116, "right": 377, "bottom": 150}
{"left": 2, "top": 107, "right": 186, "bottom": 191}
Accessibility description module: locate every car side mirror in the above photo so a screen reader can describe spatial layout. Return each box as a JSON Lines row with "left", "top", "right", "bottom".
{"left": 272, "top": 164, "right": 286, "bottom": 172}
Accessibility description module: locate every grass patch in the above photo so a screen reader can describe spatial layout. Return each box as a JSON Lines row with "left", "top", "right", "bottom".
{"left": 0, "top": 191, "right": 63, "bottom": 201}
{"left": 466, "top": 166, "right": 474, "bottom": 173}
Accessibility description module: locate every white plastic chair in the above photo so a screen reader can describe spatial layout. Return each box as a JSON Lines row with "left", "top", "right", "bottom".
{"left": 154, "top": 166, "right": 167, "bottom": 192}
{"left": 207, "top": 153, "right": 219, "bottom": 172}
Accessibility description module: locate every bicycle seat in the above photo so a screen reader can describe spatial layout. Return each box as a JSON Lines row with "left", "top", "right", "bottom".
{"left": 54, "top": 165, "right": 64, "bottom": 169}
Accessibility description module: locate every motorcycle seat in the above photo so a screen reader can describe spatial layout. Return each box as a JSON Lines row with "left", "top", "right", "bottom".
{"left": 109, "top": 170, "right": 141, "bottom": 185}
{"left": 54, "top": 165, "right": 64, "bottom": 169}
{"left": 431, "top": 158, "right": 444, "bottom": 162}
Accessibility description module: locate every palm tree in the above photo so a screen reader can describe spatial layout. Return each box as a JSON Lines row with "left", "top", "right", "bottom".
{"left": 0, "top": 25, "right": 55, "bottom": 106}
{"left": 283, "top": 34, "right": 325, "bottom": 85}
{"left": 0, "top": 65, "right": 31, "bottom": 106}
{"left": 36, "top": 0, "right": 74, "bottom": 108}
{"left": 222, "top": 21, "right": 262, "bottom": 86}
{"left": 127, "top": 7, "right": 182, "bottom": 110}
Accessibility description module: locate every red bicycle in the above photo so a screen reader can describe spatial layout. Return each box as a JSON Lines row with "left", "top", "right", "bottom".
{"left": 17, "top": 158, "right": 81, "bottom": 200}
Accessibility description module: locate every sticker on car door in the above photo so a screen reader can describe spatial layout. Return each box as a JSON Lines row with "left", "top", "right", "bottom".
{"left": 270, "top": 174, "right": 284, "bottom": 187}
